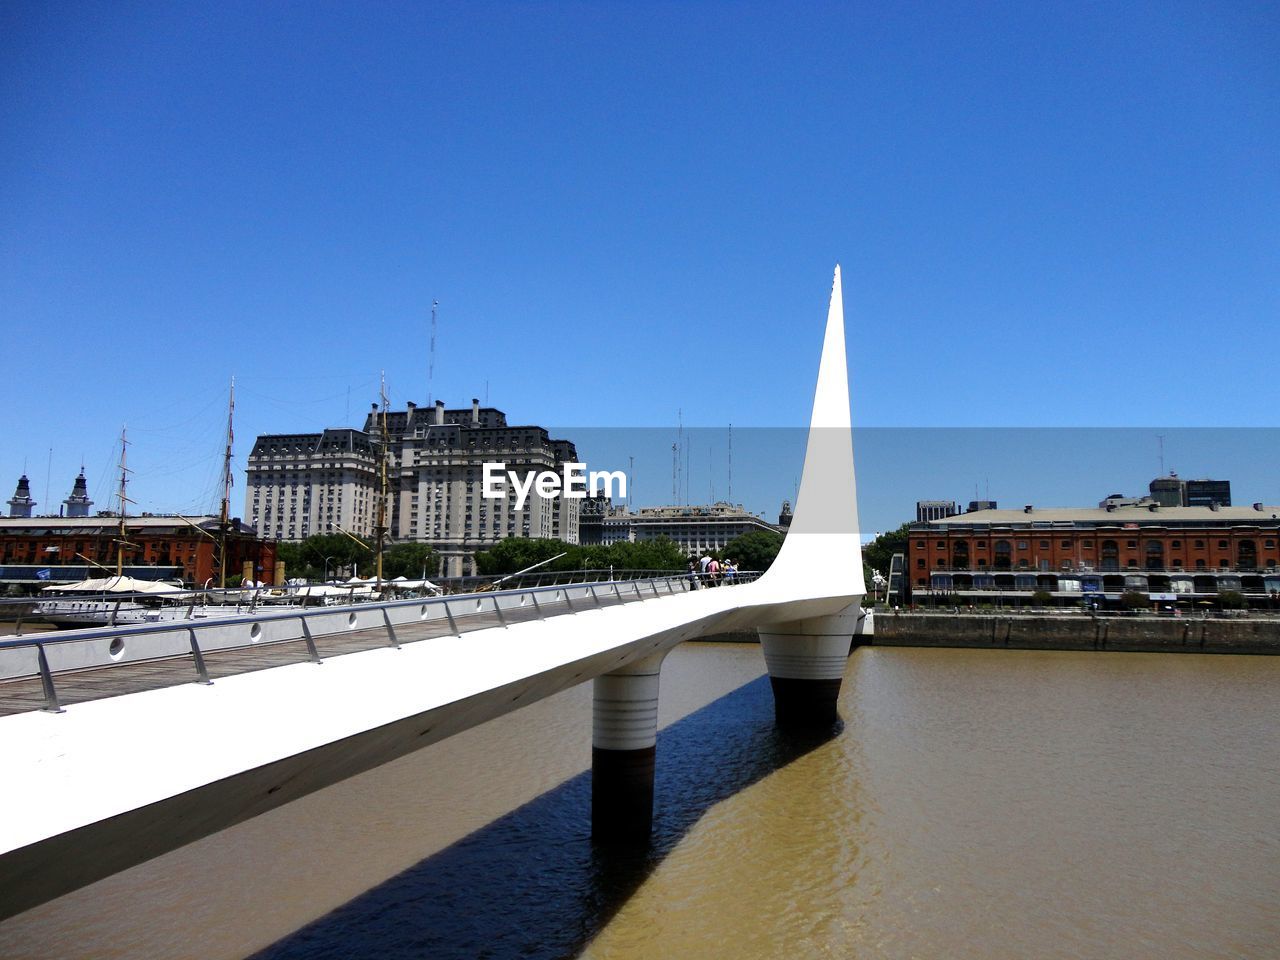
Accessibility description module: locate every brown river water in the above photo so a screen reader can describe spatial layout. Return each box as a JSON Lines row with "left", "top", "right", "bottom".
{"left": 2, "top": 643, "right": 1277, "bottom": 959}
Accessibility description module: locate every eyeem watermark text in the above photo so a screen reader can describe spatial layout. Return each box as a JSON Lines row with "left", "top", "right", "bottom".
{"left": 482, "top": 462, "right": 627, "bottom": 510}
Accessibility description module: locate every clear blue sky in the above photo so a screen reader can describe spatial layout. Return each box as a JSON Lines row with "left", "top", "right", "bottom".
{"left": 2, "top": 1, "right": 1277, "bottom": 531}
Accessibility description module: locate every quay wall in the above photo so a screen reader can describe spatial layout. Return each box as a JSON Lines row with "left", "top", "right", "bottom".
{"left": 873, "top": 613, "right": 1280, "bottom": 655}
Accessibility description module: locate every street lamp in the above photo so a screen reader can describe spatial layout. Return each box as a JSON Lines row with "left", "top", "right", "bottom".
{"left": 323, "top": 556, "right": 336, "bottom": 583}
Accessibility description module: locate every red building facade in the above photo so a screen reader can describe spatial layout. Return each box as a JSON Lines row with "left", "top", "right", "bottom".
{"left": 0, "top": 516, "right": 277, "bottom": 589}
{"left": 908, "top": 504, "right": 1280, "bottom": 603}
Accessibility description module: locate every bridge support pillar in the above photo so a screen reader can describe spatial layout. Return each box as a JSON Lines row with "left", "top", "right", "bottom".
{"left": 592, "top": 650, "right": 666, "bottom": 842}
{"left": 759, "top": 605, "right": 863, "bottom": 729}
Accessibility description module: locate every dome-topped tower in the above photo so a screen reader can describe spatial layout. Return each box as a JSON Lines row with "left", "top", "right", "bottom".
{"left": 8, "top": 474, "right": 36, "bottom": 518}
{"left": 63, "top": 468, "right": 93, "bottom": 518}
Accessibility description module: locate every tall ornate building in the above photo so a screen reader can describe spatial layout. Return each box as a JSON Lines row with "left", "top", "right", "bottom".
{"left": 246, "top": 400, "right": 582, "bottom": 577}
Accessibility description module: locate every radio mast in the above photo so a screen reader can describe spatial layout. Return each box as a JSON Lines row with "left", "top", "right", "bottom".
{"left": 428, "top": 299, "right": 439, "bottom": 407}
{"left": 727, "top": 423, "right": 733, "bottom": 503}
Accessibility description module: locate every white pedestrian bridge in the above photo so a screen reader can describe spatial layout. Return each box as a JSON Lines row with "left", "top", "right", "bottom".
{"left": 0, "top": 268, "right": 866, "bottom": 920}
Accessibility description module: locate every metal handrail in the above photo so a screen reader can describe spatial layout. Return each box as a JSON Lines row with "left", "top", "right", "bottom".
{"left": 0, "top": 568, "right": 709, "bottom": 613}
{"left": 0, "top": 571, "right": 761, "bottom": 656}
{"left": 0, "top": 569, "right": 762, "bottom": 714}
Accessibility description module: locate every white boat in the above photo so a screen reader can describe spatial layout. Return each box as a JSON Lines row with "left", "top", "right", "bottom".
{"left": 35, "top": 576, "right": 214, "bottom": 628}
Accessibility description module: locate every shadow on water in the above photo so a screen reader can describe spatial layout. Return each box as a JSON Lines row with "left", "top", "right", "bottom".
{"left": 251, "top": 675, "right": 839, "bottom": 960}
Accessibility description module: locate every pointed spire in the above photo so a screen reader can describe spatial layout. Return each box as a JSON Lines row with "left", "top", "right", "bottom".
{"left": 8, "top": 473, "right": 36, "bottom": 518}
{"left": 761, "top": 265, "right": 865, "bottom": 598}
{"left": 64, "top": 467, "right": 93, "bottom": 518}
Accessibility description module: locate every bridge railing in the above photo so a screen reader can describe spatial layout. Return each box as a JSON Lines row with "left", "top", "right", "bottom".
{"left": 0, "top": 570, "right": 761, "bottom": 707}
{"left": 0, "top": 568, "right": 749, "bottom": 634}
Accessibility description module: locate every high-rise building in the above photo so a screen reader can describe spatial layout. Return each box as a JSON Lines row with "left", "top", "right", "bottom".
{"left": 1148, "top": 474, "right": 1185, "bottom": 507}
{"left": 246, "top": 429, "right": 380, "bottom": 543}
{"left": 778, "top": 500, "right": 793, "bottom": 529}
{"left": 916, "top": 500, "right": 957, "bottom": 522}
{"left": 1147, "top": 474, "right": 1231, "bottom": 508}
{"left": 1185, "top": 478, "right": 1231, "bottom": 508}
{"left": 246, "top": 400, "right": 582, "bottom": 577}
{"left": 578, "top": 491, "right": 617, "bottom": 545}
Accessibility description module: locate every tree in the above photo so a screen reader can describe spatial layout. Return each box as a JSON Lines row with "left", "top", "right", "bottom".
{"left": 722, "top": 530, "right": 784, "bottom": 572}
{"left": 473, "top": 536, "right": 689, "bottom": 576}
{"left": 473, "top": 538, "right": 576, "bottom": 575}
{"left": 1030, "top": 589, "right": 1054, "bottom": 607}
{"left": 383, "top": 542, "right": 440, "bottom": 580}
{"left": 610, "top": 536, "right": 689, "bottom": 572}
{"left": 276, "top": 532, "right": 372, "bottom": 581}
{"left": 862, "top": 522, "right": 912, "bottom": 587}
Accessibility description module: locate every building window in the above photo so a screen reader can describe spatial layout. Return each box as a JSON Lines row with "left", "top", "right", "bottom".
{"left": 1170, "top": 540, "right": 1181, "bottom": 548}
{"left": 1039, "top": 540, "right": 1049, "bottom": 549}
{"left": 1016, "top": 540, "right": 1028, "bottom": 550}
{"left": 1218, "top": 540, "right": 1229, "bottom": 549}
{"left": 1194, "top": 540, "right": 1205, "bottom": 548}
{"left": 1127, "top": 540, "right": 1137, "bottom": 548}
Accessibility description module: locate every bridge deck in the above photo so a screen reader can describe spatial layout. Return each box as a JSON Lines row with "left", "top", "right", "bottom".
{"left": 0, "top": 592, "right": 633, "bottom": 718}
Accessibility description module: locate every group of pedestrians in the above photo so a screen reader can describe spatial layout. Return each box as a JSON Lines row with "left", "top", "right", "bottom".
{"left": 686, "top": 553, "right": 738, "bottom": 588}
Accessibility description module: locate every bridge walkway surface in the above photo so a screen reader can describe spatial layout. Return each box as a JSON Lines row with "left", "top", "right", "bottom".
{"left": 0, "top": 593, "right": 618, "bottom": 718}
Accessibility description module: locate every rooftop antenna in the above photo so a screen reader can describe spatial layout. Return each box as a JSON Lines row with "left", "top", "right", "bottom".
{"left": 677, "top": 409, "right": 683, "bottom": 506}
{"left": 727, "top": 423, "right": 733, "bottom": 503}
{"left": 685, "top": 442, "right": 691, "bottom": 506}
{"left": 428, "top": 299, "right": 438, "bottom": 407}
{"left": 671, "top": 442, "right": 678, "bottom": 502}
{"left": 1157, "top": 434, "right": 1165, "bottom": 475}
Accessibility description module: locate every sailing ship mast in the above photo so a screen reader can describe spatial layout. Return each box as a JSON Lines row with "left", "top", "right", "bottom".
{"left": 113, "top": 427, "right": 135, "bottom": 576}
{"left": 218, "top": 377, "right": 235, "bottom": 589}
{"left": 374, "top": 373, "right": 389, "bottom": 590}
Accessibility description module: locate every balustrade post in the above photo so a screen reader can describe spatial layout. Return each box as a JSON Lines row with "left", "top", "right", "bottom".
{"left": 35, "top": 642, "right": 63, "bottom": 713}
{"left": 187, "top": 628, "right": 212, "bottom": 685}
